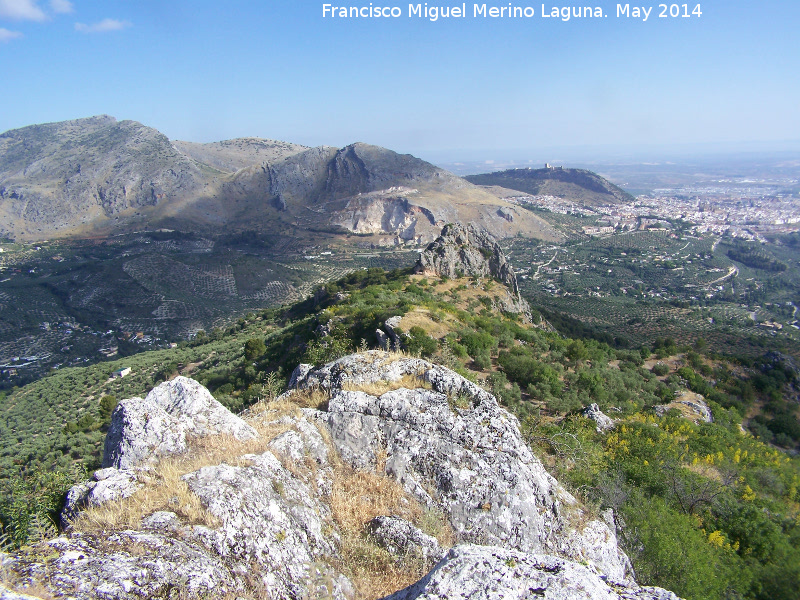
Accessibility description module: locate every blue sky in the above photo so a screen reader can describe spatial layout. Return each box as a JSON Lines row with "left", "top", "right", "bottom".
{"left": 1, "top": 0, "right": 798, "bottom": 161}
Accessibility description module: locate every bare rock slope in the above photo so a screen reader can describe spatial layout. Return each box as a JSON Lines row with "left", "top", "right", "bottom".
{"left": 0, "top": 116, "right": 561, "bottom": 243}
{"left": 0, "top": 116, "right": 207, "bottom": 239}
{"left": 101, "top": 375, "right": 257, "bottom": 470}
{"left": 172, "top": 138, "right": 308, "bottom": 173}
{"left": 3, "top": 357, "right": 679, "bottom": 599}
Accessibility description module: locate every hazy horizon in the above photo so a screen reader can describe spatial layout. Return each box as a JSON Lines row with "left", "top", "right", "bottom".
{"left": 1, "top": 1, "right": 798, "bottom": 161}
{"left": 3, "top": 112, "right": 799, "bottom": 173}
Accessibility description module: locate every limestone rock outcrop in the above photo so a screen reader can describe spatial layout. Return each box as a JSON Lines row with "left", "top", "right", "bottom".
{"left": 415, "top": 223, "right": 517, "bottom": 291}
{"left": 583, "top": 403, "right": 616, "bottom": 433}
{"left": 654, "top": 392, "right": 712, "bottom": 424}
{"left": 2, "top": 356, "right": 681, "bottom": 600}
{"left": 15, "top": 531, "right": 239, "bottom": 598}
{"left": 386, "top": 545, "right": 680, "bottom": 600}
{"left": 101, "top": 397, "right": 188, "bottom": 470}
{"left": 64, "top": 376, "right": 259, "bottom": 527}
{"left": 46, "top": 379, "right": 350, "bottom": 600}
{"left": 368, "top": 516, "right": 444, "bottom": 565}
{"left": 414, "top": 223, "right": 530, "bottom": 316}
{"left": 182, "top": 446, "right": 351, "bottom": 600}
{"left": 61, "top": 468, "right": 142, "bottom": 526}
{"left": 102, "top": 376, "right": 257, "bottom": 469}
{"left": 288, "top": 352, "right": 630, "bottom": 580}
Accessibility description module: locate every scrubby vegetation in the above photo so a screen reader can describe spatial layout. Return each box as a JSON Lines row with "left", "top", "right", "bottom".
{"left": 2, "top": 266, "right": 799, "bottom": 600}
{"left": 527, "top": 410, "right": 800, "bottom": 600}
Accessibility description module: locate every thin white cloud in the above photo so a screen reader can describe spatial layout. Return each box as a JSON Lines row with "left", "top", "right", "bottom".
{"left": 74, "top": 18, "right": 131, "bottom": 33}
{"left": 0, "top": 0, "right": 47, "bottom": 21}
{"left": 49, "top": 0, "right": 72, "bottom": 14}
{"left": 0, "top": 27, "right": 23, "bottom": 42}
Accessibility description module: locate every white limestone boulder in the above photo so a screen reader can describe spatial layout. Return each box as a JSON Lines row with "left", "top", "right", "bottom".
{"left": 102, "top": 376, "right": 256, "bottom": 470}
{"left": 384, "top": 544, "right": 681, "bottom": 600}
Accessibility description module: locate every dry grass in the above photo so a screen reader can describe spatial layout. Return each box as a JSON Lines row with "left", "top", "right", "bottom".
{"left": 287, "top": 387, "right": 331, "bottom": 410}
{"left": 329, "top": 457, "right": 428, "bottom": 599}
{"left": 643, "top": 354, "right": 682, "bottom": 374}
{"left": 70, "top": 398, "right": 307, "bottom": 534}
{"left": 72, "top": 456, "right": 221, "bottom": 533}
{"left": 686, "top": 462, "right": 723, "bottom": 482}
{"left": 0, "top": 578, "right": 56, "bottom": 600}
{"left": 331, "top": 463, "right": 421, "bottom": 533}
{"left": 64, "top": 387, "right": 456, "bottom": 600}
{"left": 341, "top": 374, "right": 431, "bottom": 397}
{"left": 375, "top": 349, "right": 415, "bottom": 365}
{"left": 242, "top": 395, "right": 302, "bottom": 422}
{"left": 410, "top": 274, "right": 514, "bottom": 313}
{"left": 334, "top": 535, "right": 426, "bottom": 600}
{"left": 327, "top": 443, "right": 456, "bottom": 599}
{"left": 418, "top": 506, "right": 455, "bottom": 549}
{"left": 396, "top": 309, "right": 453, "bottom": 340}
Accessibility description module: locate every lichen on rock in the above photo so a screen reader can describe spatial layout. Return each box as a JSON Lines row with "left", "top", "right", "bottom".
{"left": 384, "top": 544, "right": 681, "bottom": 600}
{"left": 102, "top": 375, "right": 257, "bottom": 470}
{"left": 3, "top": 356, "right": 681, "bottom": 600}
{"left": 289, "top": 351, "right": 631, "bottom": 581}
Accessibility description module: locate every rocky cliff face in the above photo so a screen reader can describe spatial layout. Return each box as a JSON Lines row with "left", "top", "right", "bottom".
{"left": 1, "top": 354, "right": 680, "bottom": 600}
{"left": 415, "top": 223, "right": 531, "bottom": 316}
{"left": 223, "top": 142, "right": 558, "bottom": 245}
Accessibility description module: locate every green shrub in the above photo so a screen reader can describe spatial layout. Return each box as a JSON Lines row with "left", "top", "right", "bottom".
{"left": 621, "top": 494, "right": 741, "bottom": 600}
{"left": 303, "top": 331, "right": 353, "bottom": 366}
{"left": 0, "top": 466, "right": 84, "bottom": 549}
{"left": 472, "top": 351, "right": 492, "bottom": 371}
{"left": 459, "top": 330, "right": 496, "bottom": 357}
{"left": 244, "top": 337, "right": 267, "bottom": 361}
{"left": 450, "top": 342, "right": 468, "bottom": 358}
{"left": 406, "top": 326, "right": 438, "bottom": 358}
{"left": 652, "top": 363, "right": 670, "bottom": 376}
{"left": 98, "top": 395, "right": 118, "bottom": 421}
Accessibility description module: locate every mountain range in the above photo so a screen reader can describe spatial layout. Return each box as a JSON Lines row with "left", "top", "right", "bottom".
{"left": 0, "top": 116, "right": 580, "bottom": 243}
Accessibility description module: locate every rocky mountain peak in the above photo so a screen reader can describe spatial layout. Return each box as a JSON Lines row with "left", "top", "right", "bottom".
{"left": 321, "top": 142, "right": 449, "bottom": 202}
{"left": 414, "top": 223, "right": 516, "bottom": 289}
{"left": 0, "top": 353, "right": 681, "bottom": 600}
{"left": 0, "top": 115, "right": 206, "bottom": 239}
{"left": 414, "top": 223, "right": 530, "bottom": 315}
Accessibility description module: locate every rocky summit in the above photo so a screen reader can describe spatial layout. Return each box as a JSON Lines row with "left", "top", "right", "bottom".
{"left": 415, "top": 222, "right": 531, "bottom": 317}
{"left": 1, "top": 352, "right": 680, "bottom": 599}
